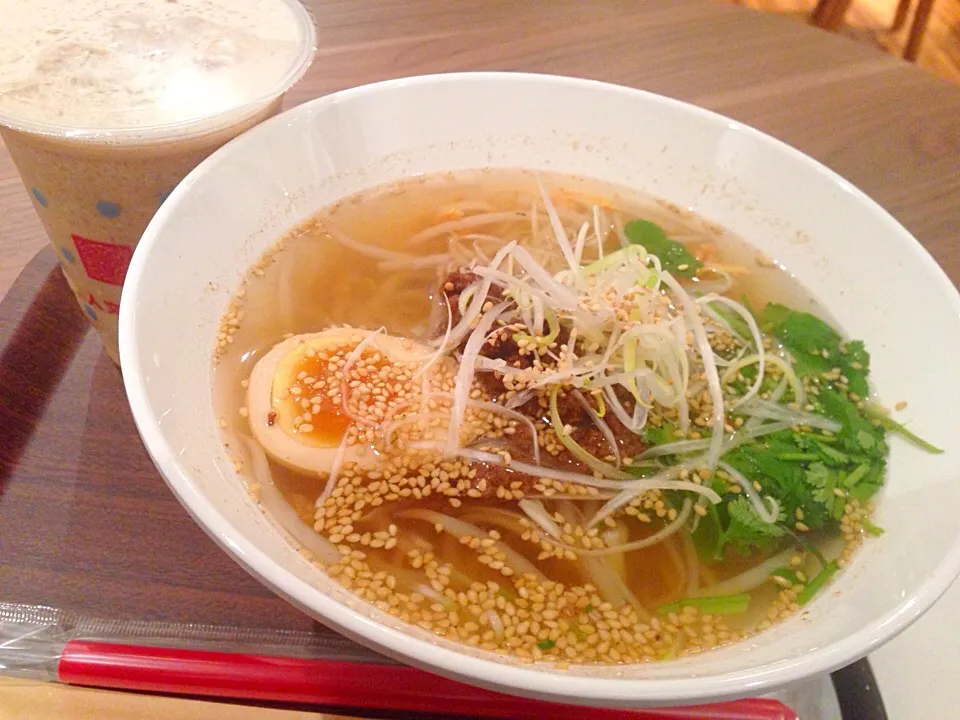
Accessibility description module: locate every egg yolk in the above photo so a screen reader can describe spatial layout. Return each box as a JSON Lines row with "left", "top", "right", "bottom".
{"left": 273, "top": 345, "right": 397, "bottom": 447}
{"left": 273, "top": 352, "right": 351, "bottom": 447}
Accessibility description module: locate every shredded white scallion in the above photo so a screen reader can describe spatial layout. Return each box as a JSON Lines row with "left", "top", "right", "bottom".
{"left": 443, "top": 302, "right": 509, "bottom": 457}
{"left": 717, "top": 461, "right": 779, "bottom": 524}
{"left": 659, "top": 272, "right": 726, "bottom": 468}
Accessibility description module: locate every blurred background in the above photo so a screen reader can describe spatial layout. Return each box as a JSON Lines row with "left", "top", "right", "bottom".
{"left": 730, "top": 0, "right": 960, "bottom": 84}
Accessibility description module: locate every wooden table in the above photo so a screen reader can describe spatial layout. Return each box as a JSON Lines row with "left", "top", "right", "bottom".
{"left": 1, "top": 1, "right": 958, "bottom": 717}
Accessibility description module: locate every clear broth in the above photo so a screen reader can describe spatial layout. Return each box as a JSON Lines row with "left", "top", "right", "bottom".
{"left": 214, "top": 170, "right": 830, "bottom": 655}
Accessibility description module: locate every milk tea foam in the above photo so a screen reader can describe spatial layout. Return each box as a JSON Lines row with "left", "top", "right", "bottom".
{"left": 0, "top": 0, "right": 314, "bottom": 364}
{"left": 0, "top": 0, "right": 307, "bottom": 133}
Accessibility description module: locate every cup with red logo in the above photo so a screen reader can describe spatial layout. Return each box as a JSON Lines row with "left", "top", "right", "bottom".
{"left": 0, "top": 0, "right": 315, "bottom": 364}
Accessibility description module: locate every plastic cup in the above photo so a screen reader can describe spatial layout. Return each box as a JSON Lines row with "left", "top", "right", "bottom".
{"left": 0, "top": 0, "right": 316, "bottom": 364}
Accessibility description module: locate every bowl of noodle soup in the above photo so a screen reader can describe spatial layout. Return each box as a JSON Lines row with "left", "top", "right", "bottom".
{"left": 120, "top": 73, "right": 960, "bottom": 706}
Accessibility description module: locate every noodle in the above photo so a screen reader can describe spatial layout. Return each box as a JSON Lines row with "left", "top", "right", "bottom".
{"left": 216, "top": 169, "right": 894, "bottom": 666}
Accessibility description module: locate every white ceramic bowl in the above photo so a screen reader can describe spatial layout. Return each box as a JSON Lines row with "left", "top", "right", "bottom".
{"left": 120, "top": 73, "right": 960, "bottom": 707}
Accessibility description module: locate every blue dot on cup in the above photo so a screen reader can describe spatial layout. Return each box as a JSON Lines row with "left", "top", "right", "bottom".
{"left": 60, "top": 247, "right": 75, "bottom": 263}
{"left": 32, "top": 187, "right": 47, "bottom": 207}
{"left": 96, "top": 200, "right": 121, "bottom": 218}
{"left": 159, "top": 189, "right": 173, "bottom": 206}
{"left": 84, "top": 304, "right": 98, "bottom": 321}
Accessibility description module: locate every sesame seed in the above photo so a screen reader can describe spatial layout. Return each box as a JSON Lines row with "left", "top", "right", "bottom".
{"left": 219, "top": 281, "right": 871, "bottom": 666}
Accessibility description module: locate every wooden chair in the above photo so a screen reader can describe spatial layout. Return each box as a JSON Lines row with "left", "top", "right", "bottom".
{"left": 811, "top": 0, "right": 935, "bottom": 62}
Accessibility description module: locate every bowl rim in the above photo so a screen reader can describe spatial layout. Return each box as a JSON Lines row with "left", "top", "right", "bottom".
{"left": 120, "top": 70, "right": 960, "bottom": 706}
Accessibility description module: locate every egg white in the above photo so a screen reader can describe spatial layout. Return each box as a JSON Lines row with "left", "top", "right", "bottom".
{"left": 246, "top": 328, "right": 437, "bottom": 475}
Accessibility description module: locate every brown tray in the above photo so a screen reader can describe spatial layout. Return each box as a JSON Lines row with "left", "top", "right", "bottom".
{"left": 0, "top": 246, "right": 382, "bottom": 662}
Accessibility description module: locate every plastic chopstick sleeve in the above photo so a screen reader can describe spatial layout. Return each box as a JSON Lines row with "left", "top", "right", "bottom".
{"left": 58, "top": 640, "right": 796, "bottom": 720}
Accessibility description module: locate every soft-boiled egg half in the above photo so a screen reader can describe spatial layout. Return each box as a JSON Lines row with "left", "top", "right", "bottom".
{"left": 246, "top": 328, "right": 440, "bottom": 475}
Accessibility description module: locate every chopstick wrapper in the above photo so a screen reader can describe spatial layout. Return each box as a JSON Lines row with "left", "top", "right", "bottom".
{"left": 1, "top": 602, "right": 796, "bottom": 720}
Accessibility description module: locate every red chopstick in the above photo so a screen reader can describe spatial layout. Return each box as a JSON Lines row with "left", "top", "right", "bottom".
{"left": 59, "top": 640, "right": 796, "bottom": 719}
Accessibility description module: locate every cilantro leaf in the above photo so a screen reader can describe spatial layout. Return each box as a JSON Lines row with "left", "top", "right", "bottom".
{"left": 817, "top": 390, "right": 887, "bottom": 459}
{"left": 717, "top": 496, "right": 785, "bottom": 556}
{"left": 692, "top": 504, "right": 722, "bottom": 559}
{"left": 691, "top": 422, "right": 887, "bottom": 560}
{"left": 760, "top": 304, "right": 840, "bottom": 375}
{"left": 687, "top": 305, "right": 932, "bottom": 565}
{"left": 806, "top": 462, "right": 845, "bottom": 521}
{"left": 707, "top": 301, "right": 752, "bottom": 340}
{"left": 757, "top": 301, "right": 791, "bottom": 329}
{"left": 642, "top": 422, "right": 679, "bottom": 446}
{"left": 724, "top": 436, "right": 830, "bottom": 531}
{"left": 624, "top": 220, "right": 702, "bottom": 277}
{"left": 759, "top": 304, "right": 871, "bottom": 391}
{"left": 841, "top": 340, "right": 870, "bottom": 397}
{"left": 765, "top": 304, "right": 842, "bottom": 354}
